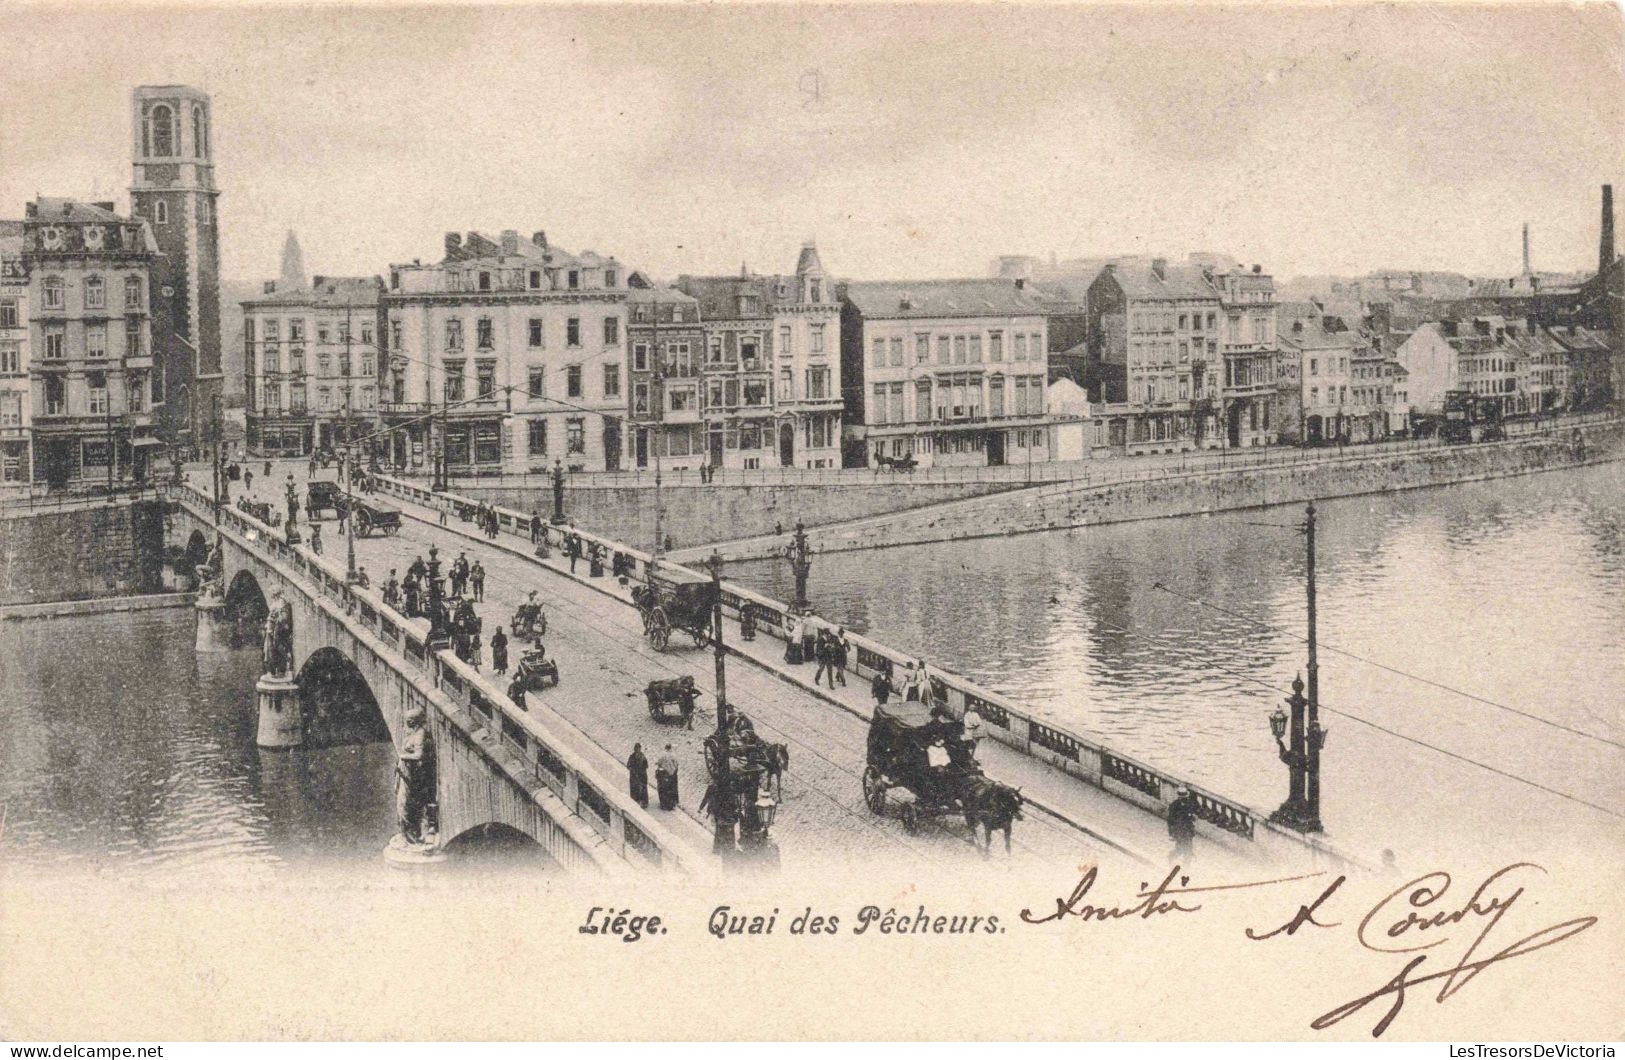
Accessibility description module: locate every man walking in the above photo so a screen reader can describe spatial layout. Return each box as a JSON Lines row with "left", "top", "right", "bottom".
{"left": 627, "top": 743, "right": 650, "bottom": 809}
{"left": 834, "top": 627, "right": 850, "bottom": 686}
{"left": 490, "top": 625, "right": 509, "bottom": 674}
{"left": 1167, "top": 786, "right": 1198, "bottom": 864}
{"left": 471, "top": 560, "right": 486, "bottom": 602}
{"left": 655, "top": 744, "right": 680, "bottom": 810}
{"left": 813, "top": 630, "right": 835, "bottom": 689}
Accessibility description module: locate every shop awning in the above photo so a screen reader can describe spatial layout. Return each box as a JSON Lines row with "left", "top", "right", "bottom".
{"left": 130, "top": 437, "right": 167, "bottom": 448}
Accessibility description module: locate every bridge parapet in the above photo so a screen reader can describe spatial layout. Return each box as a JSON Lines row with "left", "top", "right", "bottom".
{"left": 166, "top": 483, "right": 711, "bottom": 876}
{"left": 370, "top": 475, "right": 1359, "bottom": 868}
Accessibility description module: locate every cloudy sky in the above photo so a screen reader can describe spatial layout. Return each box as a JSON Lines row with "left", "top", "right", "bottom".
{"left": 2, "top": 2, "right": 1621, "bottom": 284}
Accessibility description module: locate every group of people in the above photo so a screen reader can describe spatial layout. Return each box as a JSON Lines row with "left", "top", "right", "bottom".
{"left": 466, "top": 501, "right": 501, "bottom": 540}
{"left": 447, "top": 551, "right": 486, "bottom": 601}
{"left": 870, "top": 658, "right": 931, "bottom": 706}
{"left": 626, "top": 742, "right": 682, "bottom": 811}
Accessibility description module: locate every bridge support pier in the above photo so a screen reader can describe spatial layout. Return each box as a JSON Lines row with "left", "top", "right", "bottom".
{"left": 255, "top": 672, "right": 304, "bottom": 749}
{"left": 194, "top": 596, "right": 231, "bottom": 653}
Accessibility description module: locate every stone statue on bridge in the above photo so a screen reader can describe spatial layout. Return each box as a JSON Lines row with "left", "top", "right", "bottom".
{"left": 195, "top": 536, "right": 225, "bottom": 603}
{"left": 396, "top": 707, "right": 438, "bottom": 846}
{"left": 262, "top": 589, "right": 294, "bottom": 678}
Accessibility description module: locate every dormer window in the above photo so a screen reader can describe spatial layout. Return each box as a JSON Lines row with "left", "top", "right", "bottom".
{"left": 810, "top": 280, "right": 821, "bottom": 302}
{"left": 568, "top": 270, "right": 580, "bottom": 290}
{"left": 528, "top": 270, "right": 541, "bottom": 290}
{"left": 478, "top": 271, "right": 491, "bottom": 292}
{"left": 604, "top": 269, "right": 617, "bottom": 288}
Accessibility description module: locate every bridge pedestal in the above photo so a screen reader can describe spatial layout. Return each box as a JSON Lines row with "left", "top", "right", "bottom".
{"left": 194, "top": 596, "right": 230, "bottom": 652}
{"left": 383, "top": 833, "right": 447, "bottom": 868}
{"left": 255, "top": 672, "right": 304, "bottom": 749}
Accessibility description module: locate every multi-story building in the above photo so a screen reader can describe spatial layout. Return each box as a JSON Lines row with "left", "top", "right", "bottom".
{"left": 1213, "top": 264, "right": 1279, "bottom": 447}
{"left": 384, "top": 229, "right": 627, "bottom": 475}
{"left": 243, "top": 276, "right": 384, "bottom": 456}
{"left": 1084, "top": 259, "right": 1222, "bottom": 452}
{"left": 129, "top": 85, "right": 224, "bottom": 453}
{"left": 1549, "top": 324, "right": 1612, "bottom": 409}
{"left": 21, "top": 198, "right": 159, "bottom": 487}
{"left": 1, "top": 223, "right": 29, "bottom": 484}
{"left": 839, "top": 279, "right": 1049, "bottom": 467}
{"left": 1392, "top": 315, "right": 1557, "bottom": 421}
{"left": 676, "top": 243, "right": 843, "bottom": 470}
{"left": 625, "top": 282, "right": 705, "bottom": 469}
{"left": 1277, "top": 301, "right": 1371, "bottom": 444}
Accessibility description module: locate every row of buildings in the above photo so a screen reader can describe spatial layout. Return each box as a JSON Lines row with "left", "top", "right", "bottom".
{"left": 0, "top": 85, "right": 224, "bottom": 488}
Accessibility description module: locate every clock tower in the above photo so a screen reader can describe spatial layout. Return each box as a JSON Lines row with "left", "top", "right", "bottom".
{"left": 130, "top": 84, "right": 223, "bottom": 450}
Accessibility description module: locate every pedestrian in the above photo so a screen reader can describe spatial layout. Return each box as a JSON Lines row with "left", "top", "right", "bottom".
{"left": 471, "top": 561, "right": 486, "bottom": 601}
{"left": 531, "top": 509, "right": 542, "bottom": 546}
{"left": 383, "top": 569, "right": 400, "bottom": 608}
{"left": 871, "top": 667, "right": 893, "bottom": 706}
{"left": 567, "top": 534, "right": 579, "bottom": 574}
{"left": 813, "top": 630, "right": 835, "bottom": 688}
{"left": 627, "top": 743, "right": 650, "bottom": 809}
{"left": 244, "top": 469, "right": 253, "bottom": 491}
{"left": 438, "top": 504, "right": 448, "bottom": 527}
{"left": 784, "top": 613, "right": 804, "bottom": 664}
{"left": 264, "top": 460, "right": 271, "bottom": 477}
{"left": 961, "top": 704, "right": 984, "bottom": 756}
{"left": 740, "top": 605, "right": 757, "bottom": 642}
{"left": 834, "top": 627, "right": 850, "bottom": 686}
{"left": 1167, "top": 786, "right": 1198, "bottom": 864}
{"left": 508, "top": 673, "right": 528, "bottom": 711}
{"left": 491, "top": 625, "right": 509, "bottom": 674}
{"left": 310, "top": 524, "right": 323, "bottom": 555}
{"left": 903, "top": 661, "right": 921, "bottom": 701}
{"left": 655, "top": 744, "right": 680, "bottom": 810}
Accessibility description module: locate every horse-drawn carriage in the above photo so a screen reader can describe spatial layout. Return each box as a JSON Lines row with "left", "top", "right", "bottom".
{"left": 510, "top": 598, "right": 548, "bottom": 643}
{"left": 349, "top": 496, "right": 401, "bottom": 537}
{"left": 861, "top": 700, "right": 1023, "bottom": 851}
{"left": 511, "top": 646, "right": 560, "bottom": 692}
{"left": 305, "top": 479, "right": 347, "bottom": 521}
{"left": 702, "top": 706, "right": 789, "bottom": 853}
{"left": 875, "top": 452, "right": 918, "bottom": 471}
{"left": 643, "top": 675, "right": 700, "bottom": 726}
{"left": 631, "top": 565, "right": 717, "bottom": 651}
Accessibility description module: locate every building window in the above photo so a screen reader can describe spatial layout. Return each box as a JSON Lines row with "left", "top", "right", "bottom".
{"left": 604, "top": 269, "right": 617, "bottom": 288}
{"left": 915, "top": 334, "right": 930, "bottom": 362}
{"left": 527, "top": 367, "right": 545, "bottom": 399}
{"left": 361, "top": 353, "right": 374, "bottom": 376}
{"left": 125, "top": 320, "right": 142, "bottom": 357}
{"left": 871, "top": 384, "right": 888, "bottom": 425}
{"left": 86, "top": 324, "right": 106, "bottom": 359}
{"left": 566, "top": 365, "right": 581, "bottom": 398}
{"left": 669, "top": 386, "right": 696, "bottom": 412}
{"left": 989, "top": 332, "right": 1003, "bottom": 361}
{"left": 154, "top": 201, "right": 169, "bottom": 225}
{"left": 567, "top": 317, "right": 581, "bottom": 347}
{"left": 0, "top": 343, "right": 18, "bottom": 374}
{"left": 810, "top": 324, "right": 825, "bottom": 354}
{"left": 444, "top": 363, "right": 465, "bottom": 402}
{"left": 87, "top": 372, "right": 108, "bottom": 415}
{"left": 474, "top": 423, "right": 501, "bottom": 463}
{"left": 633, "top": 382, "right": 650, "bottom": 416}
{"left": 0, "top": 300, "right": 17, "bottom": 329}
{"left": 145, "top": 103, "right": 175, "bottom": 157}
{"left": 528, "top": 419, "right": 547, "bottom": 455}
{"left": 871, "top": 337, "right": 886, "bottom": 368}
{"left": 361, "top": 324, "right": 373, "bottom": 346}
{"left": 709, "top": 335, "right": 725, "bottom": 364}
{"left": 44, "top": 374, "right": 66, "bottom": 415}
{"left": 44, "top": 327, "right": 65, "bottom": 359}
{"left": 445, "top": 319, "right": 462, "bottom": 350}
{"left": 476, "top": 317, "right": 493, "bottom": 349}
{"left": 567, "top": 417, "right": 585, "bottom": 454}
{"left": 889, "top": 337, "right": 903, "bottom": 366}
{"left": 316, "top": 351, "right": 331, "bottom": 376}
{"left": 806, "top": 366, "right": 830, "bottom": 400}
{"left": 289, "top": 318, "right": 305, "bottom": 341}
{"left": 478, "top": 271, "right": 491, "bottom": 292}
{"left": 1014, "top": 333, "right": 1028, "bottom": 361}
{"left": 287, "top": 382, "right": 305, "bottom": 411}
{"left": 528, "top": 270, "right": 542, "bottom": 290}
{"left": 741, "top": 337, "right": 759, "bottom": 368}
{"left": 389, "top": 320, "right": 402, "bottom": 350}
{"left": 603, "top": 316, "right": 619, "bottom": 345}
{"left": 633, "top": 343, "right": 649, "bottom": 371}
{"left": 291, "top": 347, "right": 305, "bottom": 374}
{"left": 83, "top": 274, "right": 105, "bottom": 310}
{"left": 603, "top": 364, "right": 620, "bottom": 398}
{"left": 780, "top": 325, "right": 792, "bottom": 355}
{"left": 318, "top": 386, "right": 332, "bottom": 411}
{"left": 568, "top": 270, "right": 580, "bottom": 290}
{"left": 528, "top": 318, "right": 544, "bottom": 348}
{"left": 476, "top": 361, "right": 496, "bottom": 399}
{"left": 937, "top": 335, "right": 950, "bottom": 365}
{"left": 43, "top": 277, "right": 64, "bottom": 310}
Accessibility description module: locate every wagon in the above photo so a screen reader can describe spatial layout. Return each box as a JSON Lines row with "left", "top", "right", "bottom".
{"left": 861, "top": 700, "right": 983, "bottom": 834}
{"left": 350, "top": 497, "right": 402, "bottom": 537}
{"left": 305, "top": 479, "right": 348, "bottom": 521}
{"left": 512, "top": 647, "right": 559, "bottom": 692}
{"left": 632, "top": 565, "right": 717, "bottom": 651}
{"left": 644, "top": 675, "right": 700, "bottom": 726}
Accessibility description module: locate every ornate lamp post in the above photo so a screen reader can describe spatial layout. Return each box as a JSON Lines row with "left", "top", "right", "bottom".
{"left": 424, "top": 545, "right": 451, "bottom": 651}
{"left": 551, "top": 458, "right": 566, "bottom": 524}
{"left": 784, "top": 521, "right": 813, "bottom": 616}
{"left": 1267, "top": 503, "right": 1328, "bottom": 832}
{"left": 705, "top": 548, "right": 735, "bottom": 856}
{"left": 343, "top": 439, "right": 359, "bottom": 585}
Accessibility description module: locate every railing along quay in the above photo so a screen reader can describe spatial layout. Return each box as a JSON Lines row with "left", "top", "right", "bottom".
{"left": 370, "top": 474, "right": 1356, "bottom": 863}
{"left": 165, "top": 482, "right": 702, "bottom": 873}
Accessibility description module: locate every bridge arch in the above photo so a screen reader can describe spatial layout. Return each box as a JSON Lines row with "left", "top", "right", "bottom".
{"left": 224, "top": 568, "right": 269, "bottom": 647}
{"left": 440, "top": 821, "right": 553, "bottom": 869}
{"left": 183, "top": 528, "right": 210, "bottom": 573}
{"left": 294, "top": 646, "right": 390, "bottom": 748}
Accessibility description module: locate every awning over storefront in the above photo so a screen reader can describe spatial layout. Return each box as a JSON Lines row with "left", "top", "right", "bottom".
{"left": 130, "top": 436, "right": 167, "bottom": 448}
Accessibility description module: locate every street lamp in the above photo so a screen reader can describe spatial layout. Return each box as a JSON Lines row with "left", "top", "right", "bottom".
{"left": 1265, "top": 502, "right": 1328, "bottom": 833}
{"left": 551, "top": 458, "right": 565, "bottom": 525}
{"left": 704, "top": 548, "right": 735, "bottom": 856}
{"left": 784, "top": 521, "right": 813, "bottom": 615}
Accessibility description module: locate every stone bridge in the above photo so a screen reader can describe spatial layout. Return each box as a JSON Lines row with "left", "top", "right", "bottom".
{"left": 166, "top": 484, "right": 712, "bottom": 877}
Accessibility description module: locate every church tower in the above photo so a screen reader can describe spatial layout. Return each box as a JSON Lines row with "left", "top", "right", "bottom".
{"left": 130, "top": 85, "right": 223, "bottom": 449}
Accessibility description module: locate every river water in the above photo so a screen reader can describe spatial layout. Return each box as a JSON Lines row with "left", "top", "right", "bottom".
{"left": 731, "top": 462, "right": 1625, "bottom": 861}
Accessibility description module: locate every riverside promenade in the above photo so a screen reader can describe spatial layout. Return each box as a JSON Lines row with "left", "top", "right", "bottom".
{"left": 208, "top": 462, "right": 1348, "bottom": 875}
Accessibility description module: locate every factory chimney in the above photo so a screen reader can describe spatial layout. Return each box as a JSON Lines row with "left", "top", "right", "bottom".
{"left": 1522, "top": 222, "right": 1531, "bottom": 276}
{"left": 1601, "top": 185, "right": 1616, "bottom": 275}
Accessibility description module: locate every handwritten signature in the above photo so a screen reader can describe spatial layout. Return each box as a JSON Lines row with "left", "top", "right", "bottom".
{"left": 1022, "top": 861, "right": 1597, "bottom": 1037}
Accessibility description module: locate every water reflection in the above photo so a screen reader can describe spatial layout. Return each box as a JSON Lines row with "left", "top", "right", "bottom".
{"left": 732, "top": 462, "right": 1625, "bottom": 859}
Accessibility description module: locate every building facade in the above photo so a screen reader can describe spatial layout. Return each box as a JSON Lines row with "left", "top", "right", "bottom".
{"left": 625, "top": 283, "right": 705, "bottom": 470}
{"left": 1213, "top": 264, "right": 1279, "bottom": 447}
{"left": 21, "top": 199, "right": 158, "bottom": 487}
{"left": 129, "top": 85, "right": 224, "bottom": 452}
{"left": 839, "top": 279, "right": 1050, "bottom": 468}
{"left": 243, "top": 276, "right": 385, "bottom": 456}
{"left": 384, "top": 230, "right": 627, "bottom": 475}
{"left": 1, "top": 223, "right": 29, "bottom": 483}
{"left": 675, "top": 244, "right": 843, "bottom": 470}
{"left": 1277, "top": 301, "right": 1387, "bottom": 444}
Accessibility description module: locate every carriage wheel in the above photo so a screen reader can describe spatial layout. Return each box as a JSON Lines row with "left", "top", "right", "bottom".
{"left": 648, "top": 607, "right": 671, "bottom": 651}
{"left": 703, "top": 736, "right": 723, "bottom": 779}
{"left": 901, "top": 802, "right": 921, "bottom": 835}
{"left": 862, "top": 766, "right": 886, "bottom": 814}
{"left": 689, "top": 623, "right": 709, "bottom": 648}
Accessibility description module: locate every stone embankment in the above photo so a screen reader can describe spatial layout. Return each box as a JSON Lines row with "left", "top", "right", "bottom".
{"left": 0, "top": 496, "right": 166, "bottom": 606}
{"left": 684, "top": 419, "right": 1623, "bottom": 561}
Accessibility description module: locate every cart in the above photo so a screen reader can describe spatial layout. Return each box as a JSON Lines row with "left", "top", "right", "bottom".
{"left": 861, "top": 700, "right": 984, "bottom": 835}
{"left": 644, "top": 675, "right": 700, "bottom": 726}
{"left": 633, "top": 565, "right": 718, "bottom": 651}
{"left": 512, "top": 647, "right": 560, "bottom": 691}
{"left": 350, "top": 497, "right": 402, "bottom": 537}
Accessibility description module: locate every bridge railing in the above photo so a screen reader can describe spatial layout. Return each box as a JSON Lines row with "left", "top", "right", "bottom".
{"left": 169, "top": 482, "right": 702, "bottom": 874}
{"left": 365, "top": 475, "right": 1352, "bottom": 861}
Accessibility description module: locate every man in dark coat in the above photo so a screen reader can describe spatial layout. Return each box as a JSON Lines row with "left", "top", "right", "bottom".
{"left": 627, "top": 743, "right": 650, "bottom": 808}
{"left": 871, "top": 669, "right": 893, "bottom": 705}
{"left": 1167, "top": 786, "right": 1198, "bottom": 863}
{"left": 655, "top": 744, "right": 680, "bottom": 810}
{"left": 490, "top": 626, "right": 509, "bottom": 674}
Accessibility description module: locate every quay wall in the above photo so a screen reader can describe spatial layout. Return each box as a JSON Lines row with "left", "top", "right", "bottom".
{"left": 440, "top": 479, "right": 1010, "bottom": 551}
{"left": 700, "top": 420, "right": 1625, "bottom": 560}
{"left": 0, "top": 498, "right": 166, "bottom": 607}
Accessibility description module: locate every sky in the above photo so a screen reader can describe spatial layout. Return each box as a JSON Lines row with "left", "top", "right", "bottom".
{"left": 2, "top": 2, "right": 1622, "bottom": 286}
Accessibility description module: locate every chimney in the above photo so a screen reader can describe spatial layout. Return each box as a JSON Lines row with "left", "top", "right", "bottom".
{"left": 501, "top": 229, "right": 520, "bottom": 255}
{"left": 1252, "top": 264, "right": 1261, "bottom": 275}
{"left": 532, "top": 231, "right": 548, "bottom": 249}
{"left": 900, "top": 292, "right": 913, "bottom": 311}
{"left": 1014, "top": 277, "right": 1026, "bottom": 291}
{"left": 263, "top": 281, "right": 277, "bottom": 294}
{"left": 1151, "top": 258, "right": 1167, "bottom": 280}
{"left": 1601, "top": 184, "right": 1615, "bottom": 274}
{"left": 1522, "top": 222, "right": 1531, "bottom": 275}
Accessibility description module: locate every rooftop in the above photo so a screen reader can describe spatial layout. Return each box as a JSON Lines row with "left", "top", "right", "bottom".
{"left": 244, "top": 275, "right": 383, "bottom": 308}
{"left": 842, "top": 278, "right": 1044, "bottom": 319}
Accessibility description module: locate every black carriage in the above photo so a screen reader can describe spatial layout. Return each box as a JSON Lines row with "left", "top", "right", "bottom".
{"left": 511, "top": 599, "right": 548, "bottom": 643}
{"left": 349, "top": 497, "right": 401, "bottom": 537}
{"left": 861, "top": 701, "right": 983, "bottom": 834}
{"left": 702, "top": 707, "right": 788, "bottom": 853}
{"left": 512, "top": 646, "right": 560, "bottom": 691}
{"left": 643, "top": 675, "right": 700, "bottom": 726}
{"left": 305, "top": 479, "right": 348, "bottom": 521}
{"left": 634, "top": 566, "right": 718, "bottom": 651}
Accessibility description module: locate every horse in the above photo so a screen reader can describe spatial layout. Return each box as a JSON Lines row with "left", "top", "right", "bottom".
{"left": 962, "top": 777, "right": 1023, "bottom": 856}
